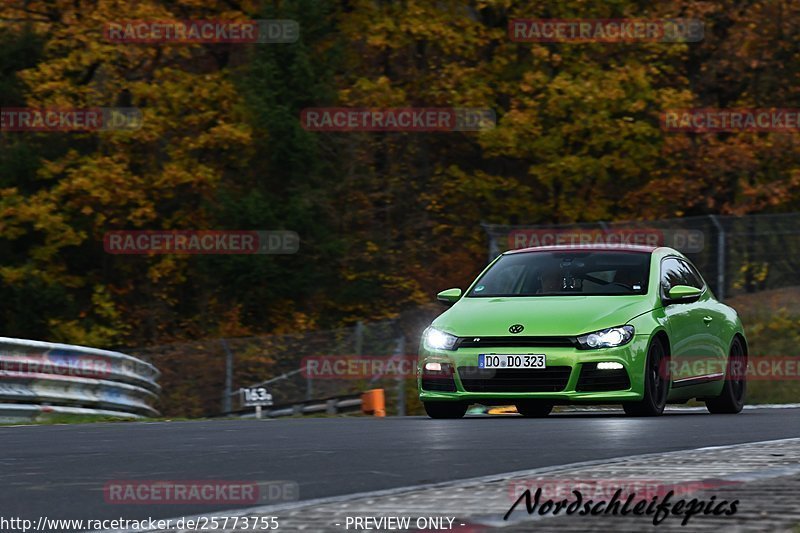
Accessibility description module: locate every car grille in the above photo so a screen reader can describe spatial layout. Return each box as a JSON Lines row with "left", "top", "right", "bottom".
{"left": 457, "top": 366, "right": 572, "bottom": 393}
{"left": 421, "top": 376, "right": 457, "bottom": 392}
{"left": 455, "top": 336, "right": 577, "bottom": 349}
{"left": 576, "top": 363, "right": 631, "bottom": 392}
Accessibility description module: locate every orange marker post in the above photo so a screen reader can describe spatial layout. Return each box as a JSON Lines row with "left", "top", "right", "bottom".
{"left": 361, "top": 389, "right": 386, "bottom": 417}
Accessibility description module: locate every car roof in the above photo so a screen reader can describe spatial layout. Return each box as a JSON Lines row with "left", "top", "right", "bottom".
{"left": 504, "top": 244, "right": 659, "bottom": 254}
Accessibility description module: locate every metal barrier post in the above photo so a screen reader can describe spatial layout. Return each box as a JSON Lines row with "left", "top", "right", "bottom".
{"left": 709, "top": 215, "right": 726, "bottom": 301}
{"left": 395, "top": 335, "right": 406, "bottom": 417}
{"left": 221, "top": 339, "right": 234, "bottom": 413}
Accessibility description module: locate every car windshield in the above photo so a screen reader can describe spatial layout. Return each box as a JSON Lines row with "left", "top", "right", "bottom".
{"left": 467, "top": 250, "right": 651, "bottom": 297}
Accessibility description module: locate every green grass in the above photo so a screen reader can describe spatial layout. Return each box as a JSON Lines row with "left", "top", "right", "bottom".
{"left": 0, "top": 415, "right": 133, "bottom": 426}
{"left": 0, "top": 411, "right": 369, "bottom": 426}
{"left": 0, "top": 414, "right": 198, "bottom": 426}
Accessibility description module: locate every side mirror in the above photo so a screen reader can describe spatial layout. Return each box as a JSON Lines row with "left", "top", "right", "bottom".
{"left": 436, "top": 288, "right": 462, "bottom": 305}
{"left": 665, "top": 285, "right": 702, "bottom": 304}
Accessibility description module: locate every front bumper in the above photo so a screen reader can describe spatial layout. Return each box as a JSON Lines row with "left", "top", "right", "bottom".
{"left": 418, "top": 334, "right": 650, "bottom": 403}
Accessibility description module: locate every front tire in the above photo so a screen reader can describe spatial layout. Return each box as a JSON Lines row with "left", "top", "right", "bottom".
{"left": 515, "top": 401, "right": 553, "bottom": 418}
{"left": 423, "top": 401, "right": 467, "bottom": 419}
{"left": 705, "top": 337, "right": 746, "bottom": 414}
{"left": 623, "top": 338, "right": 669, "bottom": 417}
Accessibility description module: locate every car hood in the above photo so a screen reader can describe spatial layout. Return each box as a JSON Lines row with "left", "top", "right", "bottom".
{"left": 431, "top": 295, "right": 654, "bottom": 337}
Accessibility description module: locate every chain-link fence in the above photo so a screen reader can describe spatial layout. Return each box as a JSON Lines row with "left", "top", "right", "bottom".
{"left": 483, "top": 212, "right": 800, "bottom": 301}
{"left": 128, "top": 308, "right": 438, "bottom": 418}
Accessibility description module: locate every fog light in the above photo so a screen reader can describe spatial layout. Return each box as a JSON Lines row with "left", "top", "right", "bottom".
{"left": 425, "top": 362, "right": 442, "bottom": 372}
{"left": 597, "top": 362, "right": 624, "bottom": 370}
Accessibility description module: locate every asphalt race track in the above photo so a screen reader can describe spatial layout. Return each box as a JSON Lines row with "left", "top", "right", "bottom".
{"left": 1, "top": 407, "right": 799, "bottom": 526}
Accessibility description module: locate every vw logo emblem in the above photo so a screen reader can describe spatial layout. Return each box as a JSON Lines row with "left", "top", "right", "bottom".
{"left": 509, "top": 324, "right": 524, "bottom": 334}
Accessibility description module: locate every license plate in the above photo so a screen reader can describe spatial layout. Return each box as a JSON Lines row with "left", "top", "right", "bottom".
{"left": 478, "top": 354, "right": 546, "bottom": 369}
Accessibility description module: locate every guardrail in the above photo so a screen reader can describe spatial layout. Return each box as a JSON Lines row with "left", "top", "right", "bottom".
{"left": 0, "top": 337, "right": 160, "bottom": 422}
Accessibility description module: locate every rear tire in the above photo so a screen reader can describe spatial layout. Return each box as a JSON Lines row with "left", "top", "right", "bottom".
{"left": 705, "top": 337, "right": 746, "bottom": 414}
{"left": 423, "top": 401, "right": 467, "bottom": 419}
{"left": 515, "top": 401, "right": 553, "bottom": 418}
{"left": 623, "top": 338, "right": 669, "bottom": 417}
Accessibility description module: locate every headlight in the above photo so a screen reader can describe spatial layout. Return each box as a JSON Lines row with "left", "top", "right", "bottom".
{"left": 576, "top": 325, "right": 634, "bottom": 349}
{"left": 423, "top": 327, "right": 458, "bottom": 351}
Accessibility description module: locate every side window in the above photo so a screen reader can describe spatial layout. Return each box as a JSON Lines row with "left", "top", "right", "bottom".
{"left": 679, "top": 259, "right": 705, "bottom": 290}
{"left": 660, "top": 258, "right": 687, "bottom": 296}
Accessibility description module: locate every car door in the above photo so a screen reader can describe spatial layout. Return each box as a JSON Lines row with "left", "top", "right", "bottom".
{"left": 682, "top": 259, "right": 728, "bottom": 369}
{"left": 659, "top": 257, "right": 711, "bottom": 383}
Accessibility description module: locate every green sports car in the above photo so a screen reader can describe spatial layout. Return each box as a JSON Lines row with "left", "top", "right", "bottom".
{"left": 418, "top": 244, "right": 747, "bottom": 418}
